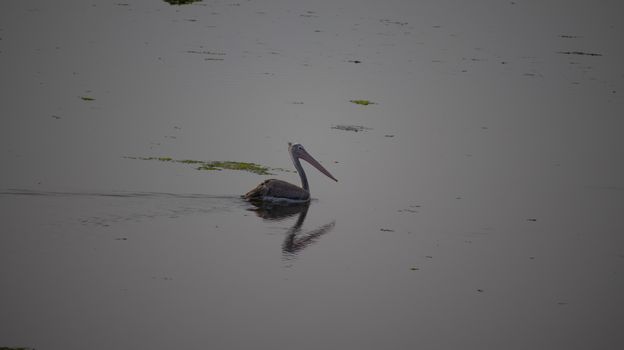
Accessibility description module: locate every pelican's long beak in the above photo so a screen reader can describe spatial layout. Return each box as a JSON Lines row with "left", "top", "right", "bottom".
{"left": 299, "top": 150, "right": 338, "bottom": 182}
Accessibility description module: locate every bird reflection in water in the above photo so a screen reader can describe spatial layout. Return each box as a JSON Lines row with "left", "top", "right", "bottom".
{"left": 247, "top": 201, "right": 335, "bottom": 259}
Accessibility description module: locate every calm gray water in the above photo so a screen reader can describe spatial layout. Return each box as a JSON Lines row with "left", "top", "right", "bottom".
{"left": 1, "top": 1, "right": 623, "bottom": 349}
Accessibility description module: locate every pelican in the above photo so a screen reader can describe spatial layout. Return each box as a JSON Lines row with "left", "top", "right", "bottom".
{"left": 244, "top": 142, "right": 337, "bottom": 203}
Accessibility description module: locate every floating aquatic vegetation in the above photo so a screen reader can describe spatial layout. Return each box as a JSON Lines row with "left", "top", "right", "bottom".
{"left": 331, "top": 124, "right": 372, "bottom": 132}
{"left": 349, "top": 99, "right": 376, "bottom": 106}
{"left": 163, "top": 0, "right": 202, "bottom": 5}
{"left": 270, "top": 167, "right": 294, "bottom": 173}
{"left": 178, "top": 159, "right": 204, "bottom": 164}
{"left": 197, "top": 161, "right": 270, "bottom": 174}
{"left": 125, "top": 156, "right": 292, "bottom": 175}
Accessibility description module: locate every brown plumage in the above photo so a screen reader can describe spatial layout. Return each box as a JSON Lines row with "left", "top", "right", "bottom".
{"left": 245, "top": 179, "right": 310, "bottom": 202}
{"left": 243, "top": 143, "right": 337, "bottom": 203}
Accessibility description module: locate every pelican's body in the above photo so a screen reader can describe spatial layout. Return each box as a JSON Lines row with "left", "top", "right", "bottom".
{"left": 244, "top": 143, "right": 337, "bottom": 203}
{"left": 245, "top": 179, "right": 312, "bottom": 202}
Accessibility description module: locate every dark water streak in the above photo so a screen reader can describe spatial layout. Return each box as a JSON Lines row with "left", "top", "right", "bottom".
{"left": 0, "top": 188, "right": 237, "bottom": 200}
{"left": 2, "top": 188, "right": 335, "bottom": 259}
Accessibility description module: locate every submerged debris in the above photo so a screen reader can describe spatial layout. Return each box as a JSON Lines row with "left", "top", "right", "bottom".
{"left": 300, "top": 11, "right": 319, "bottom": 18}
{"left": 557, "top": 51, "right": 602, "bottom": 56}
{"left": 125, "top": 156, "right": 288, "bottom": 175}
{"left": 398, "top": 203, "right": 420, "bottom": 213}
{"left": 163, "top": 0, "right": 202, "bottom": 5}
{"left": 331, "top": 124, "right": 372, "bottom": 132}
{"left": 349, "top": 99, "right": 376, "bottom": 106}
{"left": 380, "top": 19, "right": 408, "bottom": 26}
{"left": 186, "top": 50, "right": 226, "bottom": 61}
{"left": 186, "top": 50, "right": 226, "bottom": 56}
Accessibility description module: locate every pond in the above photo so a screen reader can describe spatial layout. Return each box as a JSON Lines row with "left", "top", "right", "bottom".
{"left": 1, "top": 1, "right": 623, "bottom": 349}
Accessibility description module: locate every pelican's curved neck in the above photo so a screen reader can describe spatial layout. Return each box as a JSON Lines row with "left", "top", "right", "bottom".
{"left": 291, "top": 153, "right": 309, "bottom": 192}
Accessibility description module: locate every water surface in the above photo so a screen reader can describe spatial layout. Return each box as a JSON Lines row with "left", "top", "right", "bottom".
{"left": 1, "top": 1, "right": 623, "bottom": 349}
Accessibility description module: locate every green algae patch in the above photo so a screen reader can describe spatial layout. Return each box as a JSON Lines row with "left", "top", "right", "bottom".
{"left": 350, "top": 99, "right": 376, "bottom": 106}
{"left": 178, "top": 159, "right": 205, "bottom": 165}
{"left": 125, "top": 156, "right": 278, "bottom": 175}
{"left": 197, "top": 161, "right": 270, "bottom": 175}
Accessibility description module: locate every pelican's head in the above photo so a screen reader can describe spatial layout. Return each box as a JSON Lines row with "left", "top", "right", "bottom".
{"left": 288, "top": 142, "right": 338, "bottom": 182}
